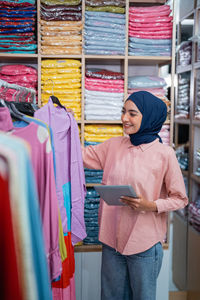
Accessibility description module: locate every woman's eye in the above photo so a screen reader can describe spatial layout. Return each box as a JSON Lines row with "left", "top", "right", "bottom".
{"left": 130, "top": 113, "right": 136, "bottom": 117}
{"left": 121, "top": 110, "right": 125, "bottom": 114}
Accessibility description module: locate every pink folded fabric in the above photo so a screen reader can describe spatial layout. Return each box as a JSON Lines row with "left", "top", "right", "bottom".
{"left": 129, "top": 32, "right": 172, "bottom": 39}
{"left": 129, "top": 24, "right": 172, "bottom": 31}
{"left": 129, "top": 5, "right": 170, "bottom": 13}
{"left": 85, "top": 83, "right": 124, "bottom": 93}
{"left": 129, "top": 10, "right": 171, "bottom": 18}
{"left": 129, "top": 16, "right": 173, "bottom": 23}
{"left": 129, "top": 29, "right": 172, "bottom": 36}
{"left": 0, "top": 64, "right": 37, "bottom": 75}
{"left": 129, "top": 22, "right": 172, "bottom": 29}
{"left": 128, "top": 88, "right": 166, "bottom": 96}
{"left": 85, "top": 77, "right": 124, "bottom": 86}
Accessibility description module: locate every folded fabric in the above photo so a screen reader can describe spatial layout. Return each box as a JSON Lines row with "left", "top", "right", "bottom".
{"left": 85, "top": 10, "right": 125, "bottom": 18}
{"left": 85, "top": 6, "right": 125, "bottom": 13}
{"left": 85, "top": 15, "right": 125, "bottom": 24}
{"left": 128, "top": 76, "right": 166, "bottom": 89}
{"left": 85, "top": 0, "right": 125, "bottom": 7}
{"left": 129, "top": 37, "right": 172, "bottom": 45}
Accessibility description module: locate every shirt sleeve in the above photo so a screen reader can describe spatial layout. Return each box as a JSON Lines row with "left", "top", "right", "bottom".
{"left": 82, "top": 139, "right": 110, "bottom": 170}
{"left": 155, "top": 147, "right": 188, "bottom": 213}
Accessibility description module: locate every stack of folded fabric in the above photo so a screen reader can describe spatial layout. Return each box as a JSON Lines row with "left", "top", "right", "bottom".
{"left": 85, "top": 68, "right": 124, "bottom": 120}
{"left": 41, "top": 59, "right": 81, "bottom": 120}
{"left": 175, "top": 75, "right": 190, "bottom": 119}
{"left": 188, "top": 199, "right": 200, "bottom": 233}
{"left": 0, "top": 64, "right": 37, "bottom": 102}
{"left": 178, "top": 40, "right": 192, "bottom": 66}
{"left": 176, "top": 145, "right": 189, "bottom": 171}
{"left": 128, "top": 75, "right": 171, "bottom": 121}
{"left": 158, "top": 125, "right": 170, "bottom": 146}
{"left": 0, "top": 0, "right": 37, "bottom": 53}
{"left": 83, "top": 188, "right": 100, "bottom": 245}
{"left": 40, "top": 0, "right": 82, "bottom": 55}
{"left": 129, "top": 5, "right": 172, "bottom": 56}
{"left": 84, "top": 0, "right": 126, "bottom": 55}
{"left": 194, "top": 71, "right": 200, "bottom": 120}
{"left": 84, "top": 124, "right": 123, "bottom": 143}
{"left": 84, "top": 168, "right": 103, "bottom": 183}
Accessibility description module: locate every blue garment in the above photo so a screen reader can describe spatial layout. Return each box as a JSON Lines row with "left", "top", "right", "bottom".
{"left": 101, "top": 242, "right": 163, "bottom": 300}
{"left": 127, "top": 91, "right": 167, "bottom": 146}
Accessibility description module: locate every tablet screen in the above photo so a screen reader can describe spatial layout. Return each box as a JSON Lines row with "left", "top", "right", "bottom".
{"left": 94, "top": 185, "right": 138, "bottom": 206}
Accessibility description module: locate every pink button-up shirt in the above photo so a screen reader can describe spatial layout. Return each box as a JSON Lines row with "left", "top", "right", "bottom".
{"left": 82, "top": 136, "right": 188, "bottom": 254}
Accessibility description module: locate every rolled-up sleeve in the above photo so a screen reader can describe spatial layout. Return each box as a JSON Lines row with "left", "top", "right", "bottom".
{"left": 155, "top": 147, "right": 188, "bottom": 213}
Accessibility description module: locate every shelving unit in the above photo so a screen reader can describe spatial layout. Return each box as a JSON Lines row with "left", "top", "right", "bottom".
{"left": 173, "top": 0, "right": 200, "bottom": 298}
{"left": 0, "top": 0, "right": 176, "bottom": 254}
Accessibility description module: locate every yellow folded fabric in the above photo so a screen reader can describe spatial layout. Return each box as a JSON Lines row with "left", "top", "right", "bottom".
{"left": 42, "top": 36, "right": 82, "bottom": 42}
{"left": 42, "top": 68, "right": 81, "bottom": 75}
{"left": 42, "top": 89, "right": 81, "bottom": 95}
{"left": 42, "top": 94, "right": 81, "bottom": 102}
{"left": 43, "top": 82, "right": 81, "bottom": 89}
{"left": 42, "top": 59, "right": 81, "bottom": 68}
{"left": 41, "top": 40, "right": 82, "bottom": 46}
{"left": 41, "top": 25, "right": 82, "bottom": 32}
{"left": 40, "top": 20, "right": 82, "bottom": 27}
{"left": 41, "top": 46, "right": 82, "bottom": 55}
{"left": 42, "top": 30, "right": 81, "bottom": 36}
{"left": 84, "top": 125, "right": 123, "bottom": 135}
{"left": 42, "top": 74, "right": 82, "bottom": 81}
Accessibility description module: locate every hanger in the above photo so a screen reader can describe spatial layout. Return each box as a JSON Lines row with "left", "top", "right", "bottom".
{"left": 45, "top": 79, "right": 66, "bottom": 110}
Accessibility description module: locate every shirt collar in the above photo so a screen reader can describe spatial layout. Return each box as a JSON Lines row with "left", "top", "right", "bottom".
{"left": 127, "top": 137, "right": 159, "bottom": 151}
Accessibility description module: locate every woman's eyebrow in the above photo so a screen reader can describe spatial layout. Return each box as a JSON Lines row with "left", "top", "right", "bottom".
{"left": 128, "top": 109, "right": 139, "bottom": 113}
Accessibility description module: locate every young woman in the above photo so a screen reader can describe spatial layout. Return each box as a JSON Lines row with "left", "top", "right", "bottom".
{"left": 81, "top": 91, "right": 188, "bottom": 300}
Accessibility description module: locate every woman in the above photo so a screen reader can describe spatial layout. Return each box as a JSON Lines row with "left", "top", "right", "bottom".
{"left": 81, "top": 91, "right": 188, "bottom": 300}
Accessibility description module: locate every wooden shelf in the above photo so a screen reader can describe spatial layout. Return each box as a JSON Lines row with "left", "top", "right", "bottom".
{"left": 177, "top": 64, "right": 192, "bottom": 74}
{"left": 41, "top": 54, "right": 82, "bottom": 59}
{"left": 128, "top": 56, "right": 171, "bottom": 65}
{"left": 192, "top": 119, "right": 200, "bottom": 126}
{"left": 86, "top": 183, "right": 101, "bottom": 187}
{"left": 85, "top": 55, "right": 125, "bottom": 60}
{"left": 181, "top": 170, "right": 188, "bottom": 177}
{"left": 74, "top": 244, "right": 102, "bottom": 252}
{"left": 74, "top": 243, "right": 168, "bottom": 252}
{"left": 194, "top": 61, "right": 200, "bottom": 69}
{"left": 129, "top": 0, "right": 166, "bottom": 2}
{"left": 0, "top": 53, "right": 38, "bottom": 58}
{"left": 191, "top": 173, "right": 200, "bottom": 184}
{"left": 84, "top": 120, "right": 122, "bottom": 124}
{"left": 174, "top": 119, "right": 190, "bottom": 125}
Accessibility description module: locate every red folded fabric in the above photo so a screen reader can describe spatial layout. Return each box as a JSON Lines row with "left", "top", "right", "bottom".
{"left": 0, "top": 64, "right": 37, "bottom": 75}
{"left": 129, "top": 22, "right": 172, "bottom": 29}
{"left": 129, "top": 16, "right": 173, "bottom": 23}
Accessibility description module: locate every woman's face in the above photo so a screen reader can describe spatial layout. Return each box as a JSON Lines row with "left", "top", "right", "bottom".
{"left": 121, "top": 100, "right": 143, "bottom": 135}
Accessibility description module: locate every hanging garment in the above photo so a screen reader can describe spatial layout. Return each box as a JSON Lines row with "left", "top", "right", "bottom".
{"left": 0, "top": 107, "right": 62, "bottom": 282}
{"left": 34, "top": 98, "right": 86, "bottom": 244}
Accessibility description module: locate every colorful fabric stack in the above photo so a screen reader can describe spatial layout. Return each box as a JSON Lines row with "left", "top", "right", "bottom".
{"left": 128, "top": 5, "right": 172, "bottom": 56}
{"left": 41, "top": 59, "right": 81, "bottom": 120}
{"left": 0, "top": 0, "right": 37, "bottom": 53}
{"left": 188, "top": 199, "right": 200, "bottom": 233}
{"left": 84, "top": 124, "right": 123, "bottom": 143}
{"left": 176, "top": 145, "right": 189, "bottom": 171}
{"left": 158, "top": 125, "right": 170, "bottom": 146}
{"left": 0, "top": 64, "right": 37, "bottom": 102}
{"left": 84, "top": 0, "right": 126, "bottom": 55}
{"left": 83, "top": 188, "right": 100, "bottom": 245}
{"left": 178, "top": 40, "right": 192, "bottom": 66}
{"left": 40, "top": 0, "right": 82, "bottom": 55}
{"left": 194, "top": 70, "right": 200, "bottom": 120}
{"left": 85, "top": 68, "right": 124, "bottom": 120}
{"left": 128, "top": 75, "right": 170, "bottom": 121}
{"left": 175, "top": 75, "right": 190, "bottom": 119}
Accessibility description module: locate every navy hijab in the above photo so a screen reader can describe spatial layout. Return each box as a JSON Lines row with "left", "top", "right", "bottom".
{"left": 127, "top": 91, "right": 167, "bottom": 146}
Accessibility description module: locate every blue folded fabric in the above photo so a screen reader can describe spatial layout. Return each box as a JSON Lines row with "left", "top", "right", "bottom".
{"left": 85, "top": 25, "right": 125, "bottom": 35}
{"left": 85, "top": 15, "right": 125, "bottom": 24}
{"left": 85, "top": 11, "right": 125, "bottom": 19}
{"left": 129, "top": 37, "right": 172, "bottom": 45}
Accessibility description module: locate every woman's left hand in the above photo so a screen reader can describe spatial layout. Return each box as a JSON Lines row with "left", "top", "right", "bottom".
{"left": 120, "top": 196, "right": 157, "bottom": 212}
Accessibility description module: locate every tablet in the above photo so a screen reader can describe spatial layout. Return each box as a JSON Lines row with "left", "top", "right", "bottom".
{"left": 94, "top": 185, "right": 138, "bottom": 206}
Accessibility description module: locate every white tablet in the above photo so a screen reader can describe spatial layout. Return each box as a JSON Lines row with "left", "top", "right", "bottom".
{"left": 94, "top": 185, "right": 138, "bottom": 206}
